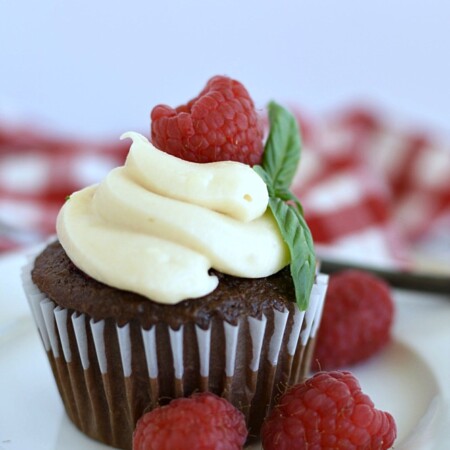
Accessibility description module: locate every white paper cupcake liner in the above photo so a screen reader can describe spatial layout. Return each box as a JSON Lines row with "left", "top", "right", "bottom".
{"left": 22, "top": 251, "right": 328, "bottom": 449}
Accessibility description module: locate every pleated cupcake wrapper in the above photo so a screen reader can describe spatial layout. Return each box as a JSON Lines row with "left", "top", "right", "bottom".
{"left": 22, "top": 252, "right": 328, "bottom": 449}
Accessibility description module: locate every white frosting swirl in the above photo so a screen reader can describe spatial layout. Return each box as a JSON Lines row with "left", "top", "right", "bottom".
{"left": 57, "top": 132, "right": 289, "bottom": 304}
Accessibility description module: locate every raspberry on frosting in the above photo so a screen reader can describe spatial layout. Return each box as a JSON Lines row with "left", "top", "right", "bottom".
{"left": 313, "top": 270, "right": 395, "bottom": 370}
{"left": 150, "top": 75, "right": 264, "bottom": 165}
{"left": 132, "top": 392, "right": 247, "bottom": 450}
{"left": 261, "top": 371, "right": 397, "bottom": 450}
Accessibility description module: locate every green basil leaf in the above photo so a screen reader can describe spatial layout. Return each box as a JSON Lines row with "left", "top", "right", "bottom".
{"left": 254, "top": 101, "right": 315, "bottom": 310}
{"left": 253, "top": 165, "right": 274, "bottom": 196}
{"left": 273, "top": 188, "right": 304, "bottom": 215}
{"left": 268, "top": 196, "right": 316, "bottom": 310}
{"left": 262, "top": 101, "right": 301, "bottom": 191}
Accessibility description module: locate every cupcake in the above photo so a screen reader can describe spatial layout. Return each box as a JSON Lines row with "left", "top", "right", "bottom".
{"left": 22, "top": 76, "right": 328, "bottom": 449}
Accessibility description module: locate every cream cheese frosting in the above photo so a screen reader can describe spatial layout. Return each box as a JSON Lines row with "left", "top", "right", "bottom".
{"left": 57, "top": 132, "right": 290, "bottom": 304}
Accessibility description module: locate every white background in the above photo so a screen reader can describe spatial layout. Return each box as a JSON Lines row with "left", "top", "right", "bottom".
{"left": 1, "top": 0, "right": 449, "bottom": 138}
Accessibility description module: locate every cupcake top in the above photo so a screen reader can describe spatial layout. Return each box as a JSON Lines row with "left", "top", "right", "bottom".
{"left": 57, "top": 132, "right": 289, "bottom": 304}
{"left": 32, "top": 240, "right": 296, "bottom": 328}
{"left": 56, "top": 76, "right": 316, "bottom": 310}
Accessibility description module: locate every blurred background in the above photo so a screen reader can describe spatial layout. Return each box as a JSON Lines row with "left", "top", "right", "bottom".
{"left": 1, "top": 0, "right": 449, "bottom": 272}
{"left": 2, "top": 0, "right": 450, "bottom": 136}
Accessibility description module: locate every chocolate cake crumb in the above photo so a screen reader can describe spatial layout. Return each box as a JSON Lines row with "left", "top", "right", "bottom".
{"left": 32, "top": 241, "right": 296, "bottom": 329}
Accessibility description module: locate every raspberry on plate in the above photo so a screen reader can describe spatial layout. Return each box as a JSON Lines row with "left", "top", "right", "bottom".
{"left": 261, "top": 371, "right": 397, "bottom": 450}
{"left": 151, "top": 75, "right": 264, "bottom": 165}
{"left": 132, "top": 392, "right": 247, "bottom": 450}
{"left": 313, "top": 270, "right": 395, "bottom": 370}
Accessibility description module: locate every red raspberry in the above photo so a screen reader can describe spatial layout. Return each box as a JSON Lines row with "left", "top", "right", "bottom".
{"left": 261, "top": 371, "right": 397, "bottom": 450}
{"left": 150, "top": 75, "right": 264, "bottom": 165}
{"left": 313, "top": 270, "right": 394, "bottom": 370}
{"left": 132, "top": 392, "right": 247, "bottom": 450}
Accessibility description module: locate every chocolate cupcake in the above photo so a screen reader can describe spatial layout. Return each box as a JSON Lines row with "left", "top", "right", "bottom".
{"left": 22, "top": 80, "right": 328, "bottom": 449}
{"left": 24, "top": 240, "right": 327, "bottom": 448}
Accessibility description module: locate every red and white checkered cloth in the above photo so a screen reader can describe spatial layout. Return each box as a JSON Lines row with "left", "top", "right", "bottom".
{"left": 0, "top": 125, "right": 129, "bottom": 252}
{"left": 1, "top": 108, "right": 449, "bottom": 271}
{"left": 292, "top": 106, "right": 450, "bottom": 270}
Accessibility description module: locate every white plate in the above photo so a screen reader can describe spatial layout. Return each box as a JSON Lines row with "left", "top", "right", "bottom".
{"left": 1, "top": 250, "right": 450, "bottom": 449}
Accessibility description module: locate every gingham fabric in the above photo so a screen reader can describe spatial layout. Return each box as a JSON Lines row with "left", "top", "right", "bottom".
{"left": 292, "top": 107, "right": 450, "bottom": 268}
{"left": 0, "top": 125, "right": 128, "bottom": 252}
{"left": 1, "top": 108, "right": 449, "bottom": 269}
